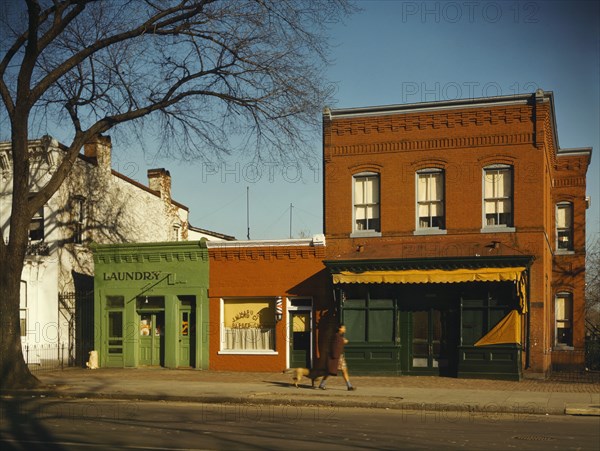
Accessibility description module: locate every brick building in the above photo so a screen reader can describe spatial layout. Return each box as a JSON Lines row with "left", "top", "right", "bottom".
{"left": 322, "top": 90, "right": 591, "bottom": 379}
{"left": 206, "top": 236, "right": 331, "bottom": 372}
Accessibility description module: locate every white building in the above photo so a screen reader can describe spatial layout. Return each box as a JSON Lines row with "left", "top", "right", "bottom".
{"left": 0, "top": 135, "right": 230, "bottom": 366}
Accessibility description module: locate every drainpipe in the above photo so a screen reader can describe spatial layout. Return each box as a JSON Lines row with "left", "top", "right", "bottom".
{"left": 525, "top": 268, "right": 531, "bottom": 369}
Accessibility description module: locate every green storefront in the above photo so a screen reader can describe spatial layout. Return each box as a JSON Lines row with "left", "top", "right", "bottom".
{"left": 93, "top": 241, "right": 209, "bottom": 369}
{"left": 326, "top": 256, "right": 532, "bottom": 381}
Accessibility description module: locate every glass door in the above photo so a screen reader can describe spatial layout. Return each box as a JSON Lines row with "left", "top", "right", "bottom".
{"left": 411, "top": 309, "right": 442, "bottom": 372}
{"left": 178, "top": 296, "right": 196, "bottom": 367}
{"left": 139, "top": 311, "right": 164, "bottom": 366}
{"left": 289, "top": 311, "right": 311, "bottom": 368}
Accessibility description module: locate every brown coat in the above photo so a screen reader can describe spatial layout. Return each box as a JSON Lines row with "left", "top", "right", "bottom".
{"left": 326, "top": 332, "right": 346, "bottom": 375}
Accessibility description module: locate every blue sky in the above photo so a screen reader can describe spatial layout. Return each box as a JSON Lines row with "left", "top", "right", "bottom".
{"left": 116, "top": 1, "right": 599, "bottom": 244}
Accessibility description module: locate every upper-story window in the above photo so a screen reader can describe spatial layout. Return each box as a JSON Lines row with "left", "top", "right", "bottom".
{"left": 483, "top": 165, "right": 513, "bottom": 228}
{"left": 72, "top": 196, "right": 86, "bottom": 244}
{"left": 416, "top": 169, "right": 445, "bottom": 230}
{"left": 556, "top": 202, "right": 573, "bottom": 251}
{"left": 555, "top": 292, "right": 573, "bottom": 348}
{"left": 29, "top": 206, "right": 44, "bottom": 241}
{"left": 353, "top": 173, "right": 380, "bottom": 232}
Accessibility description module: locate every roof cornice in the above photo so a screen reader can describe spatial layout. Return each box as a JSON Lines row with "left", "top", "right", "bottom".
{"left": 324, "top": 92, "right": 540, "bottom": 120}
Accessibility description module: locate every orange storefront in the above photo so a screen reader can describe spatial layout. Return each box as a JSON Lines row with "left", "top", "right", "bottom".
{"left": 207, "top": 236, "right": 333, "bottom": 372}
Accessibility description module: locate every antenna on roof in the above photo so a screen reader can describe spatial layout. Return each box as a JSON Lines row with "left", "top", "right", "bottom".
{"left": 246, "top": 186, "right": 250, "bottom": 240}
{"left": 289, "top": 203, "right": 293, "bottom": 239}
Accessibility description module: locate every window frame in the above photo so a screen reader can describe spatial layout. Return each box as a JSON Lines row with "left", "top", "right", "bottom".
{"left": 29, "top": 204, "right": 45, "bottom": 242}
{"left": 556, "top": 202, "right": 574, "bottom": 252}
{"left": 482, "top": 165, "right": 515, "bottom": 232}
{"left": 415, "top": 168, "right": 446, "bottom": 234}
{"left": 351, "top": 172, "right": 381, "bottom": 237}
{"left": 219, "top": 297, "right": 278, "bottom": 355}
{"left": 72, "top": 195, "right": 86, "bottom": 245}
{"left": 554, "top": 292, "right": 573, "bottom": 349}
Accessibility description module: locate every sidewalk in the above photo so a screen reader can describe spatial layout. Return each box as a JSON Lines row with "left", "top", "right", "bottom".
{"left": 3, "top": 367, "right": 599, "bottom": 417}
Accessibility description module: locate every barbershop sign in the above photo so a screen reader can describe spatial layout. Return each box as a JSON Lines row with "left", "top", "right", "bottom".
{"left": 103, "top": 271, "right": 161, "bottom": 281}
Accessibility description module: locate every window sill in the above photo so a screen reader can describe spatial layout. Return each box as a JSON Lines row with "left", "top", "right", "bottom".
{"left": 413, "top": 229, "right": 447, "bottom": 236}
{"left": 350, "top": 231, "right": 382, "bottom": 238}
{"left": 552, "top": 346, "right": 574, "bottom": 352}
{"left": 218, "top": 350, "right": 278, "bottom": 355}
{"left": 555, "top": 250, "right": 575, "bottom": 255}
{"left": 480, "top": 227, "right": 516, "bottom": 234}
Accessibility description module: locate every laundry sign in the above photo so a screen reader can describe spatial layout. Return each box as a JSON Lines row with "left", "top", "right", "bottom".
{"left": 103, "top": 271, "right": 161, "bottom": 281}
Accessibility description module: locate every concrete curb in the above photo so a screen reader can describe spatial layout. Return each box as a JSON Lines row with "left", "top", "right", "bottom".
{"left": 564, "top": 404, "right": 600, "bottom": 416}
{"left": 4, "top": 387, "right": 594, "bottom": 417}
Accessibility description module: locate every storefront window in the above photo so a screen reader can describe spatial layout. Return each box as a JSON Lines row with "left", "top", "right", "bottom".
{"left": 461, "top": 284, "right": 515, "bottom": 345}
{"left": 221, "top": 298, "right": 276, "bottom": 352}
{"left": 342, "top": 286, "right": 395, "bottom": 343}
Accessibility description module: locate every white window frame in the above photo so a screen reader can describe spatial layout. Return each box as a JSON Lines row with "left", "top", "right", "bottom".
{"left": 481, "top": 165, "right": 515, "bottom": 233}
{"left": 351, "top": 172, "right": 381, "bottom": 237}
{"left": 218, "top": 297, "right": 278, "bottom": 355}
{"left": 286, "top": 297, "right": 313, "bottom": 369}
{"left": 29, "top": 204, "right": 45, "bottom": 242}
{"left": 415, "top": 168, "right": 446, "bottom": 235}
{"left": 554, "top": 292, "right": 573, "bottom": 349}
{"left": 556, "top": 202, "right": 574, "bottom": 253}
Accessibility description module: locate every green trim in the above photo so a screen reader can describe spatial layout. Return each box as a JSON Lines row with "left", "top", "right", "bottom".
{"left": 93, "top": 241, "right": 209, "bottom": 369}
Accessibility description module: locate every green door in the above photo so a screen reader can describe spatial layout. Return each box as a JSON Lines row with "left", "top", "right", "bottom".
{"left": 178, "top": 298, "right": 196, "bottom": 367}
{"left": 410, "top": 309, "right": 442, "bottom": 373}
{"left": 289, "top": 311, "right": 311, "bottom": 368}
{"left": 139, "top": 311, "right": 165, "bottom": 366}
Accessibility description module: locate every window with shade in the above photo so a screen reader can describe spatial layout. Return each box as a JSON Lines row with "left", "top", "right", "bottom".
{"left": 417, "top": 169, "right": 445, "bottom": 230}
{"left": 221, "top": 298, "right": 276, "bottom": 353}
{"left": 353, "top": 173, "right": 380, "bottom": 233}
{"left": 555, "top": 292, "right": 573, "bottom": 348}
{"left": 483, "top": 165, "right": 513, "bottom": 227}
{"left": 556, "top": 203, "right": 573, "bottom": 251}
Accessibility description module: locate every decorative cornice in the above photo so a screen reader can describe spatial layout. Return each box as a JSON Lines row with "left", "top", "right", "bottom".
{"left": 97, "top": 250, "right": 208, "bottom": 264}
{"left": 210, "top": 245, "right": 325, "bottom": 262}
{"left": 331, "top": 107, "right": 532, "bottom": 137}
{"left": 329, "top": 133, "right": 534, "bottom": 157}
{"left": 553, "top": 177, "right": 586, "bottom": 188}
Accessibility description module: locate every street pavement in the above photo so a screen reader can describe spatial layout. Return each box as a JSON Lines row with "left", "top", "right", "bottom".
{"left": 2, "top": 367, "right": 599, "bottom": 417}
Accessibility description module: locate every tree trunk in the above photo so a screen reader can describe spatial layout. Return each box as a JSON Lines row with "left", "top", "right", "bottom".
{"left": 0, "top": 246, "right": 41, "bottom": 390}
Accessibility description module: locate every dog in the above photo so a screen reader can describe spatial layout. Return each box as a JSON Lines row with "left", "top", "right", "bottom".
{"left": 86, "top": 350, "right": 98, "bottom": 369}
{"left": 283, "top": 367, "right": 327, "bottom": 388}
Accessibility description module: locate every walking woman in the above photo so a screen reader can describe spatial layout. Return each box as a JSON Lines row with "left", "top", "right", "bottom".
{"left": 318, "top": 323, "right": 356, "bottom": 391}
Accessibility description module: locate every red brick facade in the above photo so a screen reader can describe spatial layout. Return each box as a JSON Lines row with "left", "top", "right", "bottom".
{"left": 323, "top": 91, "right": 590, "bottom": 377}
{"left": 207, "top": 238, "right": 331, "bottom": 372}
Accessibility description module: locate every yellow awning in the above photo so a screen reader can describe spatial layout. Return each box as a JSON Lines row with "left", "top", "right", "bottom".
{"left": 474, "top": 309, "right": 522, "bottom": 346}
{"left": 333, "top": 267, "right": 528, "bottom": 312}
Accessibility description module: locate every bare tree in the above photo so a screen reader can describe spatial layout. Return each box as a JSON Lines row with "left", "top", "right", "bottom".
{"left": 0, "top": 0, "right": 353, "bottom": 388}
{"left": 586, "top": 235, "right": 600, "bottom": 333}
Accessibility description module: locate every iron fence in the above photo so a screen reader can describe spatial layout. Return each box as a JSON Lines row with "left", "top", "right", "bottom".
{"left": 548, "top": 339, "right": 600, "bottom": 383}
{"left": 23, "top": 343, "right": 68, "bottom": 373}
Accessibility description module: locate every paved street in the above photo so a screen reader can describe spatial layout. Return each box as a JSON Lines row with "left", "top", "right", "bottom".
{"left": 1, "top": 397, "right": 599, "bottom": 451}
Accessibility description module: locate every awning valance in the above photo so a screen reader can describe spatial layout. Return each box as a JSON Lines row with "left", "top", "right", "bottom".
{"left": 332, "top": 267, "right": 528, "bottom": 312}
{"left": 332, "top": 267, "right": 525, "bottom": 284}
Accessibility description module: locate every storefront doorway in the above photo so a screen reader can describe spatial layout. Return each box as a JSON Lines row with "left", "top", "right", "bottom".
{"left": 138, "top": 296, "right": 165, "bottom": 366}
{"left": 411, "top": 309, "right": 442, "bottom": 371}
{"left": 178, "top": 296, "right": 196, "bottom": 367}
{"left": 287, "top": 298, "right": 313, "bottom": 368}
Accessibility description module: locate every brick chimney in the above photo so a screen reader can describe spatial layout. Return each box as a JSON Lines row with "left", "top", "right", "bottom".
{"left": 147, "top": 168, "right": 172, "bottom": 199}
{"left": 84, "top": 135, "right": 112, "bottom": 171}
